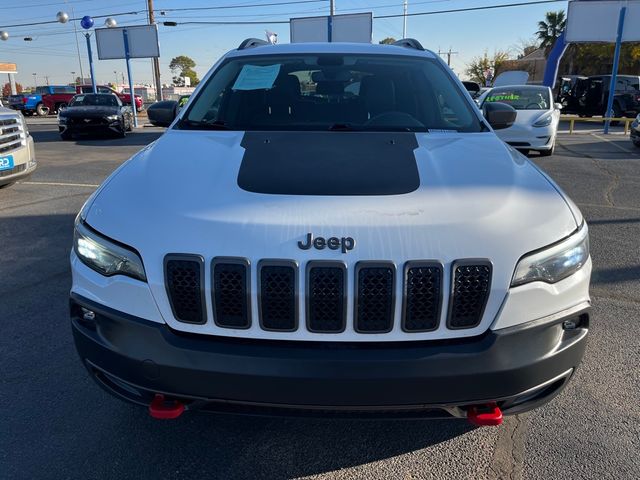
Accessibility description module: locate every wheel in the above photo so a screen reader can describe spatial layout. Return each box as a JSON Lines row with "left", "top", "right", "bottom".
{"left": 117, "top": 121, "right": 127, "bottom": 138}
{"left": 36, "top": 103, "right": 49, "bottom": 116}
{"left": 60, "top": 131, "right": 73, "bottom": 141}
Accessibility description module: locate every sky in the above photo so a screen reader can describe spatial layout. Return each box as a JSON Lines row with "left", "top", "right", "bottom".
{"left": 0, "top": 0, "right": 570, "bottom": 89}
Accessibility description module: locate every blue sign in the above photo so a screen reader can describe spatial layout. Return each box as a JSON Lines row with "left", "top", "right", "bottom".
{"left": 0, "top": 154, "right": 14, "bottom": 172}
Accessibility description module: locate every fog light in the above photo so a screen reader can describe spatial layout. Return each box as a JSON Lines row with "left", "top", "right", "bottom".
{"left": 562, "top": 320, "right": 577, "bottom": 330}
{"left": 81, "top": 308, "right": 96, "bottom": 321}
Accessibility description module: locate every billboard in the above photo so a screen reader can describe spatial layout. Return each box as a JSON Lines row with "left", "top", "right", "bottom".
{"left": 290, "top": 13, "right": 372, "bottom": 43}
{"left": 566, "top": 0, "right": 640, "bottom": 42}
{"left": 95, "top": 24, "right": 160, "bottom": 60}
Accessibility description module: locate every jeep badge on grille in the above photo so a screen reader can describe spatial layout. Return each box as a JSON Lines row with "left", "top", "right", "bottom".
{"left": 298, "top": 233, "right": 355, "bottom": 253}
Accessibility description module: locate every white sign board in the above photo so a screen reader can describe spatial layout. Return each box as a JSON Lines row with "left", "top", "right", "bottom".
{"left": 95, "top": 24, "right": 160, "bottom": 60}
{"left": 290, "top": 13, "right": 372, "bottom": 43}
{"left": 566, "top": 0, "right": 640, "bottom": 42}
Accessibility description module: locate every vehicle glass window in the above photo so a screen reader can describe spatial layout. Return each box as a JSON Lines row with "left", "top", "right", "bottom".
{"left": 483, "top": 87, "right": 550, "bottom": 110}
{"left": 98, "top": 87, "right": 112, "bottom": 94}
{"left": 70, "top": 94, "right": 118, "bottom": 107}
{"left": 52, "top": 86, "right": 76, "bottom": 94}
{"left": 179, "top": 54, "right": 482, "bottom": 132}
{"left": 35, "top": 87, "right": 49, "bottom": 94}
{"left": 81, "top": 87, "right": 91, "bottom": 93}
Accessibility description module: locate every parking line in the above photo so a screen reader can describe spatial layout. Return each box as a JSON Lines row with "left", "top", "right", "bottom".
{"left": 591, "top": 133, "right": 636, "bottom": 155}
{"left": 20, "top": 181, "right": 99, "bottom": 188}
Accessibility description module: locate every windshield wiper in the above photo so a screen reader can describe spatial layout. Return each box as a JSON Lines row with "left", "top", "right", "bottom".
{"left": 179, "top": 119, "right": 231, "bottom": 130}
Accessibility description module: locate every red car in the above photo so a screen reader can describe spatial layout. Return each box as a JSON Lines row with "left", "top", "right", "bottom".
{"left": 43, "top": 85, "right": 143, "bottom": 113}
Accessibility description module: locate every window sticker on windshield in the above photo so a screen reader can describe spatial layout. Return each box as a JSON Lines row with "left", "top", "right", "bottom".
{"left": 232, "top": 64, "right": 281, "bottom": 91}
{"left": 487, "top": 94, "right": 520, "bottom": 102}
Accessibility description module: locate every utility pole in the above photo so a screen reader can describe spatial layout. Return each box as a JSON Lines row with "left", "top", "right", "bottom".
{"left": 403, "top": 0, "right": 408, "bottom": 38}
{"left": 45, "top": 75, "right": 50, "bottom": 86}
{"left": 147, "top": 0, "right": 163, "bottom": 101}
{"left": 330, "top": 0, "right": 335, "bottom": 15}
{"left": 438, "top": 48, "right": 459, "bottom": 66}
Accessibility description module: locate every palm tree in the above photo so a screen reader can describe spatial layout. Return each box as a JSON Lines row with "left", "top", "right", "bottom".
{"left": 536, "top": 10, "right": 566, "bottom": 50}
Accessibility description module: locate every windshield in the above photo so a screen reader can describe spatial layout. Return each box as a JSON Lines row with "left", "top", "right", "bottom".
{"left": 178, "top": 54, "right": 483, "bottom": 132}
{"left": 483, "top": 87, "right": 550, "bottom": 110}
{"left": 70, "top": 94, "right": 118, "bottom": 107}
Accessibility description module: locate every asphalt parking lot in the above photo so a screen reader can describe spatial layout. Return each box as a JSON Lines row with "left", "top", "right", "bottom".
{"left": 2, "top": 122, "right": 639, "bottom": 480}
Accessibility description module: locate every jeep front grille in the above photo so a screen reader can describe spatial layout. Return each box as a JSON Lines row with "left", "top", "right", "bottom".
{"left": 259, "top": 261, "right": 298, "bottom": 331}
{"left": 164, "top": 255, "right": 206, "bottom": 324}
{"left": 307, "top": 262, "right": 347, "bottom": 333}
{"left": 355, "top": 263, "right": 395, "bottom": 333}
{"left": 448, "top": 262, "right": 492, "bottom": 329}
{"left": 163, "top": 256, "right": 493, "bottom": 337}
{"left": 402, "top": 262, "right": 443, "bottom": 332}
{"left": 212, "top": 259, "right": 250, "bottom": 329}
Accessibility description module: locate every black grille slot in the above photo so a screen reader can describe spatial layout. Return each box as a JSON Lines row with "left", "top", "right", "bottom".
{"left": 448, "top": 262, "right": 492, "bottom": 329}
{"left": 212, "top": 259, "right": 250, "bottom": 329}
{"left": 259, "top": 262, "right": 297, "bottom": 331}
{"left": 307, "top": 263, "right": 346, "bottom": 333}
{"left": 403, "top": 263, "right": 443, "bottom": 332}
{"left": 164, "top": 255, "right": 206, "bottom": 324}
{"left": 355, "top": 264, "right": 395, "bottom": 333}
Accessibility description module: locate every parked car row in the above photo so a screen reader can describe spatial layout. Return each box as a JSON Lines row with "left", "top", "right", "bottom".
{"left": 7, "top": 84, "right": 143, "bottom": 116}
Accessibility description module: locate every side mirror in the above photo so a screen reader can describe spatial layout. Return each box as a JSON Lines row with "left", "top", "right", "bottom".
{"left": 483, "top": 102, "right": 517, "bottom": 130}
{"left": 554, "top": 103, "right": 563, "bottom": 110}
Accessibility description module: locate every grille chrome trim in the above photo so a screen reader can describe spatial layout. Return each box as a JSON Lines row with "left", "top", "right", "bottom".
{"left": 211, "top": 257, "right": 251, "bottom": 329}
{"left": 306, "top": 261, "right": 348, "bottom": 333}
{"left": 447, "top": 259, "right": 492, "bottom": 330}
{"left": 401, "top": 261, "right": 444, "bottom": 332}
{"left": 164, "top": 254, "right": 207, "bottom": 325}
{"left": 354, "top": 261, "right": 396, "bottom": 334}
{"left": 258, "top": 259, "right": 299, "bottom": 332}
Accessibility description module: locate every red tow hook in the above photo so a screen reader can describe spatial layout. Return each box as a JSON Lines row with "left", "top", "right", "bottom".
{"left": 466, "top": 403, "right": 503, "bottom": 426}
{"left": 149, "top": 394, "right": 185, "bottom": 419}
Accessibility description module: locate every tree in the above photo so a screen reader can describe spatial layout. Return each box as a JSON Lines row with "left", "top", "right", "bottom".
{"left": 169, "top": 55, "right": 199, "bottom": 86}
{"left": 2, "top": 82, "right": 23, "bottom": 97}
{"left": 465, "top": 50, "right": 511, "bottom": 86}
{"left": 536, "top": 10, "right": 566, "bottom": 50}
{"left": 379, "top": 37, "right": 396, "bottom": 45}
{"left": 513, "top": 37, "right": 539, "bottom": 59}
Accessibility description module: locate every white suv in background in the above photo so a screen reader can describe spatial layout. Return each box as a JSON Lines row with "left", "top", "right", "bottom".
{"left": 0, "top": 105, "right": 36, "bottom": 188}
{"left": 70, "top": 39, "right": 591, "bottom": 425}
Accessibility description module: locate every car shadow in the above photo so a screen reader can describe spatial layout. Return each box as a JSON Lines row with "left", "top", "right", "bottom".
{"left": 29, "top": 128, "right": 163, "bottom": 147}
{"left": 3, "top": 212, "right": 478, "bottom": 480}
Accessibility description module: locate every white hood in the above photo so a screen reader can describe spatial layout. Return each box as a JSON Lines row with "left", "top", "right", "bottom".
{"left": 85, "top": 129, "right": 578, "bottom": 339}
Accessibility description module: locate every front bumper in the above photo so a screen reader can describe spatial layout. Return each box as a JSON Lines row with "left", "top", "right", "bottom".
{"left": 0, "top": 137, "right": 36, "bottom": 186}
{"left": 59, "top": 120, "right": 121, "bottom": 135}
{"left": 71, "top": 293, "right": 589, "bottom": 418}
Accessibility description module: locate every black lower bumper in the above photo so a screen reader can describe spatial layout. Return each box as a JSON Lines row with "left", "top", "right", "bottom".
{"left": 70, "top": 294, "right": 589, "bottom": 417}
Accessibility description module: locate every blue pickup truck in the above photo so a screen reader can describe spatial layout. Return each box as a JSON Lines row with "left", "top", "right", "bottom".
{"left": 8, "top": 85, "right": 76, "bottom": 116}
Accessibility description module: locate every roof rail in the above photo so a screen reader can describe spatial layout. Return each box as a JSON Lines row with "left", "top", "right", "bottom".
{"left": 392, "top": 38, "right": 425, "bottom": 51}
{"left": 238, "top": 38, "right": 270, "bottom": 50}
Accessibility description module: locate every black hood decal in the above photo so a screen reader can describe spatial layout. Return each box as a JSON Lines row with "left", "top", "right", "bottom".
{"left": 237, "top": 132, "right": 420, "bottom": 196}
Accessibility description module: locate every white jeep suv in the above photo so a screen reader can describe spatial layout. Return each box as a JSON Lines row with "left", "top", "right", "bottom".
{"left": 70, "top": 39, "right": 591, "bottom": 425}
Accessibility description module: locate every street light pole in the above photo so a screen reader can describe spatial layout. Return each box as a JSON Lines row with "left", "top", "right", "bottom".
{"left": 147, "top": 0, "right": 163, "bottom": 101}
{"left": 403, "top": 0, "right": 407, "bottom": 38}
{"left": 32, "top": 73, "right": 37, "bottom": 90}
{"left": 84, "top": 33, "right": 97, "bottom": 93}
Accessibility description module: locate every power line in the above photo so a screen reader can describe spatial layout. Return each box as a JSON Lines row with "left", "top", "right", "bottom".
{"left": 157, "top": 0, "right": 329, "bottom": 13}
{"left": 376, "top": 0, "right": 565, "bottom": 19}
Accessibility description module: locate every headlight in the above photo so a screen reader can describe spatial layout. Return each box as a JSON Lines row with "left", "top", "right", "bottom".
{"left": 533, "top": 114, "right": 553, "bottom": 127}
{"left": 105, "top": 115, "right": 119, "bottom": 122}
{"left": 18, "top": 113, "right": 29, "bottom": 135}
{"left": 511, "top": 223, "right": 589, "bottom": 287}
{"left": 74, "top": 219, "right": 146, "bottom": 281}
